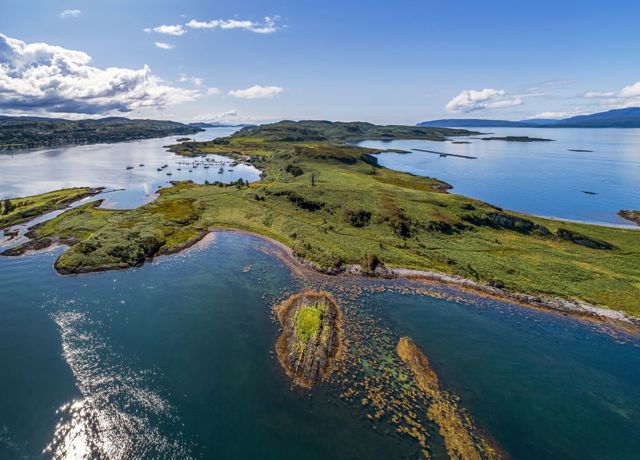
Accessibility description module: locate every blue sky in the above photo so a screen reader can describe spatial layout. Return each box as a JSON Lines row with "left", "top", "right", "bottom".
{"left": 2, "top": 0, "right": 640, "bottom": 123}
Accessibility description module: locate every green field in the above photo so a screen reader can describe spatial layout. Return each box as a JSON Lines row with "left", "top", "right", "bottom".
{"left": 5, "top": 121, "right": 640, "bottom": 317}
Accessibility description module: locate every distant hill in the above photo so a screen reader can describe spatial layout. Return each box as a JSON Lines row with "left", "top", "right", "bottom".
{"left": 418, "top": 107, "right": 640, "bottom": 128}
{"left": 0, "top": 116, "right": 202, "bottom": 150}
{"left": 230, "top": 120, "right": 476, "bottom": 142}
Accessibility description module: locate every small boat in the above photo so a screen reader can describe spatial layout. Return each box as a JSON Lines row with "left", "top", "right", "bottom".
{"left": 157, "top": 168, "right": 162, "bottom": 171}
{"left": 126, "top": 166, "right": 134, "bottom": 170}
{"left": 139, "top": 164, "right": 144, "bottom": 167}
{"left": 166, "top": 172, "right": 172, "bottom": 176}
{"left": 177, "top": 168, "right": 181, "bottom": 171}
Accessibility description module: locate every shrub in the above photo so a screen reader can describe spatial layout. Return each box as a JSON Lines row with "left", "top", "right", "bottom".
{"left": 343, "top": 208, "right": 372, "bottom": 227}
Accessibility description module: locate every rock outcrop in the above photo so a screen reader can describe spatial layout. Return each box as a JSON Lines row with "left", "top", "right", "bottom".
{"left": 556, "top": 228, "right": 614, "bottom": 249}
{"left": 618, "top": 210, "right": 640, "bottom": 227}
{"left": 275, "top": 290, "right": 343, "bottom": 389}
{"left": 464, "top": 212, "right": 551, "bottom": 236}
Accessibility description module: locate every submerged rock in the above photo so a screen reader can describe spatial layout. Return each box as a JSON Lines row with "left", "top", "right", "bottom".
{"left": 274, "top": 290, "right": 343, "bottom": 389}
{"left": 397, "top": 337, "right": 503, "bottom": 460}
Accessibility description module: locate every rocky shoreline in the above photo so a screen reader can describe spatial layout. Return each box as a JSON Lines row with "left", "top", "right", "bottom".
{"left": 3, "top": 224, "right": 639, "bottom": 333}
{"left": 208, "top": 228, "right": 640, "bottom": 333}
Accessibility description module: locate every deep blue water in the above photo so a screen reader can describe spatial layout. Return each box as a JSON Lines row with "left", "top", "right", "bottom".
{"left": 362, "top": 127, "right": 640, "bottom": 226}
{"left": 0, "top": 233, "right": 638, "bottom": 459}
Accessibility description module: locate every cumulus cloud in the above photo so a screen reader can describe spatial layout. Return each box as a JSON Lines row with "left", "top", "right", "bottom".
{"left": 445, "top": 88, "right": 522, "bottom": 113}
{"left": 228, "top": 85, "right": 284, "bottom": 99}
{"left": 154, "top": 42, "right": 174, "bottom": 50}
{"left": 0, "top": 33, "right": 198, "bottom": 115}
{"left": 60, "top": 9, "right": 81, "bottom": 19}
{"left": 579, "top": 81, "right": 640, "bottom": 109}
{"left": 618, "top": 81, "right": 640, "bottom": 98}
{"left": 186, "top": 16, "right": 280, "bottom": 34}
{"left": 206, "top": 87, "right": 221, "bottom": 95}
{"left": 144, "top": 24, "right": 185, "bottom": 36}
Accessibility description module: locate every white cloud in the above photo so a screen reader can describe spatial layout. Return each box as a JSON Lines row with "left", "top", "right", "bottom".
{"left": 60, "top": 9, "right": 81, "bottom": 19}
{"left": 445, "top": 88, "right": 522, "bottom": 113}
{"left": 206, "top": 87, "right": 221, "bottom": 96}
{"left": 228, "top": 85, "right": 284, "bottom": 99}
{"left": 186, "top": 16, "right": 280, "bottom": 34}
{"left": 154, "top": 42, "right": 174, "bottom": 50}
{"left": 178, "top": 73, "right": 204, "bottom": 86}
{"left": 618, "top": 81, "right": 640, "bottom": 98}
{"left": 0, "top": 33, "right": 198, "bottom": 115}
{"left": 578, "top": 81, "right": 640, "bottom": 110}
{"left": 191, "top": 110, "right": 239, "bottom": 122}
{"left": 582, "top": 90, "right": 615, "bottom": 98}
{"left": 144, "top": 24, "right": 185, "bottom": 36}
{"left": 191, "top": 110, "right": 274, "bottom": 123}
{"left": 530, "top": 111, "right": 577, "bottom": 119}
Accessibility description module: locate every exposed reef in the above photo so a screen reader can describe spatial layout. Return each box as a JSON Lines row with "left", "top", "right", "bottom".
{"left": 397, "top": 337, "right": 502, "bottom": 460}
{"left": 275, "top": 290, "right": 343, "bottom": 388}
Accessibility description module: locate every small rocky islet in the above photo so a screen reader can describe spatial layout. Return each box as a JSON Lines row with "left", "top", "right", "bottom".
{"left": 274, "top": 290, "right": 343, "bottom": 388}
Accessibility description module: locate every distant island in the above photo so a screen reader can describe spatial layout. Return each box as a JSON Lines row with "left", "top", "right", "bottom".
{"left": 481, "top": 136, "right": 553, "bottom": 142}
{"left": 419, "top": 107, "right": 640, "bottom": 128}
{"left": 0, "top": 116, "right": 202, "bottom": 150}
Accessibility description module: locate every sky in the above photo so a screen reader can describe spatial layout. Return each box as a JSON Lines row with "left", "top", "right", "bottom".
{"left": 2, "top": 0, "right": 640, "bottom": 124}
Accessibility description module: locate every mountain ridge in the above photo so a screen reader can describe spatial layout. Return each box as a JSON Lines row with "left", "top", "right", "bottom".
{"left": 419, "top": 107, "right": 640, "bottom": 128}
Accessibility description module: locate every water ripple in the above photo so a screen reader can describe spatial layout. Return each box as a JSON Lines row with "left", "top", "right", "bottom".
{"left": 44, "top": 305, "right": 194, "bottom": 460}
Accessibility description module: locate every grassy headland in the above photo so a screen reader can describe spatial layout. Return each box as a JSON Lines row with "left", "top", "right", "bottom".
{"left": 0, "top": 187, "right": 102, "bottom": 229}
{"left": 4, "top": 121, "right": 640, "bottom": 317}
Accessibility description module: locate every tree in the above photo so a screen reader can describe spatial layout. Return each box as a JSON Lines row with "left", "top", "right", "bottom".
{"left": 2, "top": 199, "right": 13, "bottom": 215}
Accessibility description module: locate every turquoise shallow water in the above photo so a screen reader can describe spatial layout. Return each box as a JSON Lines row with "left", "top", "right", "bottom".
{"left": 362, "top": 127, "right": 640, "bottom": 226}
{"left": 0, "top": 233, "right": 639, "bottom": 459}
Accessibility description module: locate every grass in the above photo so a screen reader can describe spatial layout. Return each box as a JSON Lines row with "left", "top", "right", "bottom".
{"left": 7, "top": 121, "right": 640, "bottom": 317}
{"left": 295, "top": 303, "right": 325, "bottom": 342}
{"left": 0, "top": 187, "right": 98, "bottom": 229}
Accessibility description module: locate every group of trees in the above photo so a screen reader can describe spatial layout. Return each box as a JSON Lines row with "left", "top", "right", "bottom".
{"left": 1, "top": 199, "right": 13, "bottom": 215}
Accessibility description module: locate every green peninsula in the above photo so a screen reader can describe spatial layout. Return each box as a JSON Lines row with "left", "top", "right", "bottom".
{"left": 4, "top": 121, "right": 640, "bottom": 317}
{"left": 0, "top": 117, "right": 202, "bottom": 150}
